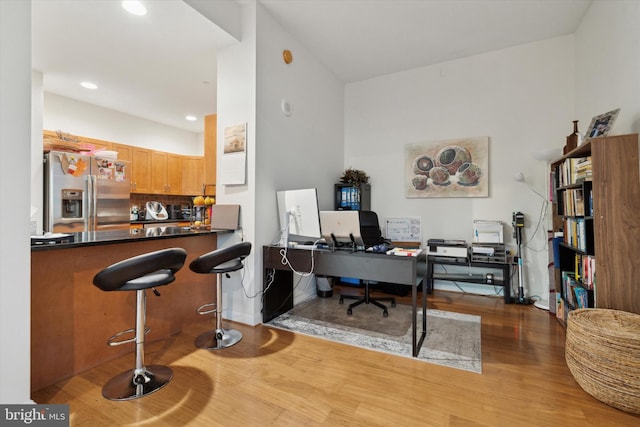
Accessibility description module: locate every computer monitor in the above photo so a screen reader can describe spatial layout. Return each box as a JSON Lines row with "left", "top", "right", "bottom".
{"left": 319, "top": 210, "right": 364, "bottom": 250}
{"left": 276, "top": 188, "right": 322, "bottom": 245}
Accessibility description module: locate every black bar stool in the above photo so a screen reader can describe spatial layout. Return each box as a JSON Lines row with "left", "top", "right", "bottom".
{"left": 189, "top": 242, "right": 252, "bottom": 350}
{"left": 92, "top": 247, "right": 187, "bottom": 401}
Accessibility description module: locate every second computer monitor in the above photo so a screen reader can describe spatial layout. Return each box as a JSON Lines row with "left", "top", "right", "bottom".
{"left": 276, "top": 188, "right": 322, "bottom": 245}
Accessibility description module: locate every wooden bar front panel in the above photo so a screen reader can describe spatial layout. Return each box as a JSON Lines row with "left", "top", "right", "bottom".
{"left": 31, "top": 235, "right": 219, "bottom": 392}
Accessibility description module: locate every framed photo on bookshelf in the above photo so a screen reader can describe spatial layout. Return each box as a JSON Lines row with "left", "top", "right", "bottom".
{"left": 585, "top": 108, "right": 620, "bottom": 139}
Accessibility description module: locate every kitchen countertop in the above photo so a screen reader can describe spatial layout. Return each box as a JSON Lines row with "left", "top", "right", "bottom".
{"left": 31, "top": 226, "right": 232, "bottom": 251}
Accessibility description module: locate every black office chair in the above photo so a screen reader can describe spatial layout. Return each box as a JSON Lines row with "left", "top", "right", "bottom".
{"left": 189, "top": 242, "right": 252, "bottom": 350}
{"left": 339, "top": 211, "right": 396, "bottom": 317}
{"left": 92, "top": 248, "right": 187, "bottom": 401}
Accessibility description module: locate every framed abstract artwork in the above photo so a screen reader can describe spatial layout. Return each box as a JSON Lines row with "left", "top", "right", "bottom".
{"left": 405, "top": 136, "right": 489, "bottom": 198}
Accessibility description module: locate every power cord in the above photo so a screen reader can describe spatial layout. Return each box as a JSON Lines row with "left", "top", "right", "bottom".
{"left": 277, "top": 238, "right": 323, "bottom": 277}
{"left": 437, "top": 265, "right": 502, "bottom": 297}
{"left": 524, "top": 195, "right": 549, "bottom": 253}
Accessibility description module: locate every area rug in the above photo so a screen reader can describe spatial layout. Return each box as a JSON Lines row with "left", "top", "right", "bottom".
{"left": 266, "top": 296, "right": 482, "bottom": 373}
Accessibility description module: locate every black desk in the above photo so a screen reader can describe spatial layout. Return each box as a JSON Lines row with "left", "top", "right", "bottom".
{"left": 425, "top": 255, "right": 513, "bottom": 303}
{"left": 262, "top": 245, "right": 427, "bottom": 357}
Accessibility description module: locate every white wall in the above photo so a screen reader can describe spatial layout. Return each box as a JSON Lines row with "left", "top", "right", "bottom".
{"left": 214, "top": 1, "right": 259, "bottom": 325}
{"left": 43, "top": 93, "right": 203, "bottom": 155}
{"left": 1, "top": 0, "right": 32, "bottom": 404}
{"left": 574, "top": 0, "right": 640, "bottom": 134}
{"left": 254, "top": 3, "right": 345, "bottom": 305}
{"left": 214, "top": 1, "right": 345, "bottom": 325}
{"left": 345, "top": 36, "right": 577, "bottom": 303}
{"left": 32, "top": 72, "right": 44, "bottom": 235}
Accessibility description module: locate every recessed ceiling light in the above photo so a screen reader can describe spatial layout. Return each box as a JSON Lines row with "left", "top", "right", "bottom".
{"left": 80, "top": 81, "right": 98, "bottom": 90}
{"left": 122, "top": 1, "right": 147, "bottom": 16}
{"left": 185, "top": 116, "right": 197, "bottom": 121}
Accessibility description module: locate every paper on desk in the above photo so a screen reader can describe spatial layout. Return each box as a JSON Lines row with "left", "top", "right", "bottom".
{"left": 386, "top": 248, "right": 423, "bottom": 257}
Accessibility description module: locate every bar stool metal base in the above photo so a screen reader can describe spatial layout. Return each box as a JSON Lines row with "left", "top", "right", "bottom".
{"left": 195, "top": 328, "right": 243, "bottom": 350}
{"left": 102, "top": 365, "right": 173, "bottom": 401}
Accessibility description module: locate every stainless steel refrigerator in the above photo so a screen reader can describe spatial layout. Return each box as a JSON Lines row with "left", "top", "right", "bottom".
{"left": 44, "top": 151, "right": 131, "bottom": 233}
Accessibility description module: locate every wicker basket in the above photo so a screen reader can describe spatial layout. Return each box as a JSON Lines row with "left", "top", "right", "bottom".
{"left": 566, "top": 308, "right": 640, "bottom": 414}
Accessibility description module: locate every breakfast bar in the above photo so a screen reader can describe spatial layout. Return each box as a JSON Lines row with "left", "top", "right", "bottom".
{"left": 30, "top": 227, "right": 232, "bottom": 391}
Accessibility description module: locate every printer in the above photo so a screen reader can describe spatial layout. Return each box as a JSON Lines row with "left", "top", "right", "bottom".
{"left": 426, "top": 239, "right": 469, "bottom": 258}
{"left": 473, "top": 220, "right": 504, "bottom": 244}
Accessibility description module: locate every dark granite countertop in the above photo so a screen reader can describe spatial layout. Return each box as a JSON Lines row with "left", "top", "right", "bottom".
{"left": 31, "top": 226, "right": 232, "bottom": 251}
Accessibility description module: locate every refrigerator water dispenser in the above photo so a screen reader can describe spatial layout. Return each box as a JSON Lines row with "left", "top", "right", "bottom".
{"left": 61, "top": 189, "right": 83, "bottom": 219}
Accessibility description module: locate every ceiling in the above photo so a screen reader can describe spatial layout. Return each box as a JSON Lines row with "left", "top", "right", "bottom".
{"left": 32, "top": 0, "right": 592, "bottom": 134}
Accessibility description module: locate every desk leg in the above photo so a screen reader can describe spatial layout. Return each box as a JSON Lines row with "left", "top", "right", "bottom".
{"left": 412, "top": 282, "right": 417, "bottom": 356}
{"left": 411, "top": 280, "right": 428, "bottom": 358}
{"left": 421, "top": 276, "right": 427, "bottom": 347}
{"left": 426, "top": 259, "right": 434, "bottom": 294}
{"left": 503, "top": 264, "right": 512, "bottom": 304}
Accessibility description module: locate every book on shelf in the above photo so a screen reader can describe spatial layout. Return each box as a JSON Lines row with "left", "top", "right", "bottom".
{"left": 573, "top": 286, "right": 589, "bottom": 309}
{"left": 564, "top": 254, "right": 595, "bottom": 291}
{"left": 574, "top": 188, "right": 585, "bottom": 216}
{"left": 560, "top": 188, "right": 587, "bottom": 217}
{"left": 581, "top": 255, "right": 596, "bottom": 290}
{"left": 574, "top": 156, "right": 592, "bottom": 182}
{"left": 556, "top": 156, "right": 593, "bottom": 186}
{"left": 562, "top": 271, "right": 575, "bottom": 307}
{"left": 562, "top": 217, "right": 587, "bottom": 252}
{"left": 556, "top": 293, "right": 565, "bottom": 320}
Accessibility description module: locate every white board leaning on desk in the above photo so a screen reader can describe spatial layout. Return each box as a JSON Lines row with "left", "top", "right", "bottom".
{"left": 385, "top": 217, "right": 422, "bottom": 244}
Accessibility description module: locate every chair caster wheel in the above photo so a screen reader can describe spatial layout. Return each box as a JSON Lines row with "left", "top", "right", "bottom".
{"left": 383, "top": 311, "right": 388, "bottom": 317}
{"left": 391, "top": 301, "right": 396, "bottom": 308}
{"left": 347, "top": 309, "right": 352, "bottom": 315}
{"left": 339, "top": 298, "right": 344, "bottom": 304}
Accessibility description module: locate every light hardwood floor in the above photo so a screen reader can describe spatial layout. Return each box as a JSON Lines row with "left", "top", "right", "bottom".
{"left": 32, "top": 289, "right": 640, "bottom": 426}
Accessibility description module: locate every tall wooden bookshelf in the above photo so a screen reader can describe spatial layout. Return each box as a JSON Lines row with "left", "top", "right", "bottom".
{"left": 551, "top": 133, "right": 640, "bottom": 325}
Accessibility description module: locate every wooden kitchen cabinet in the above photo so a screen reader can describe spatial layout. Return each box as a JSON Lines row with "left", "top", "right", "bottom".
{"left": 182, "top": 156, "right": 204, "bottom": 195}
{"left": 131, "top": 147, "right": 152, "bottom": 193}
{"left": 112, "top": 143, "right": 134, "bottom": 191}
{"left": 111, "top": 143, "right": 132, "bottom": 161}
{"left": 150, "top": 150, "right": 166, "bottom": 193}
{"left": 151, "top": 151, "right": 182, "bottom": 194}
{"left": 43, "top": 130, "right": 204, "bottom": 196}
{"left": 204, "top": 114, "right": 217, "bottom": 186}
{"left": 167, "top": 154, "right": 182, "bottom": 194}
{"left": 112, "top": 143, "right": 154, "bottom": 195}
